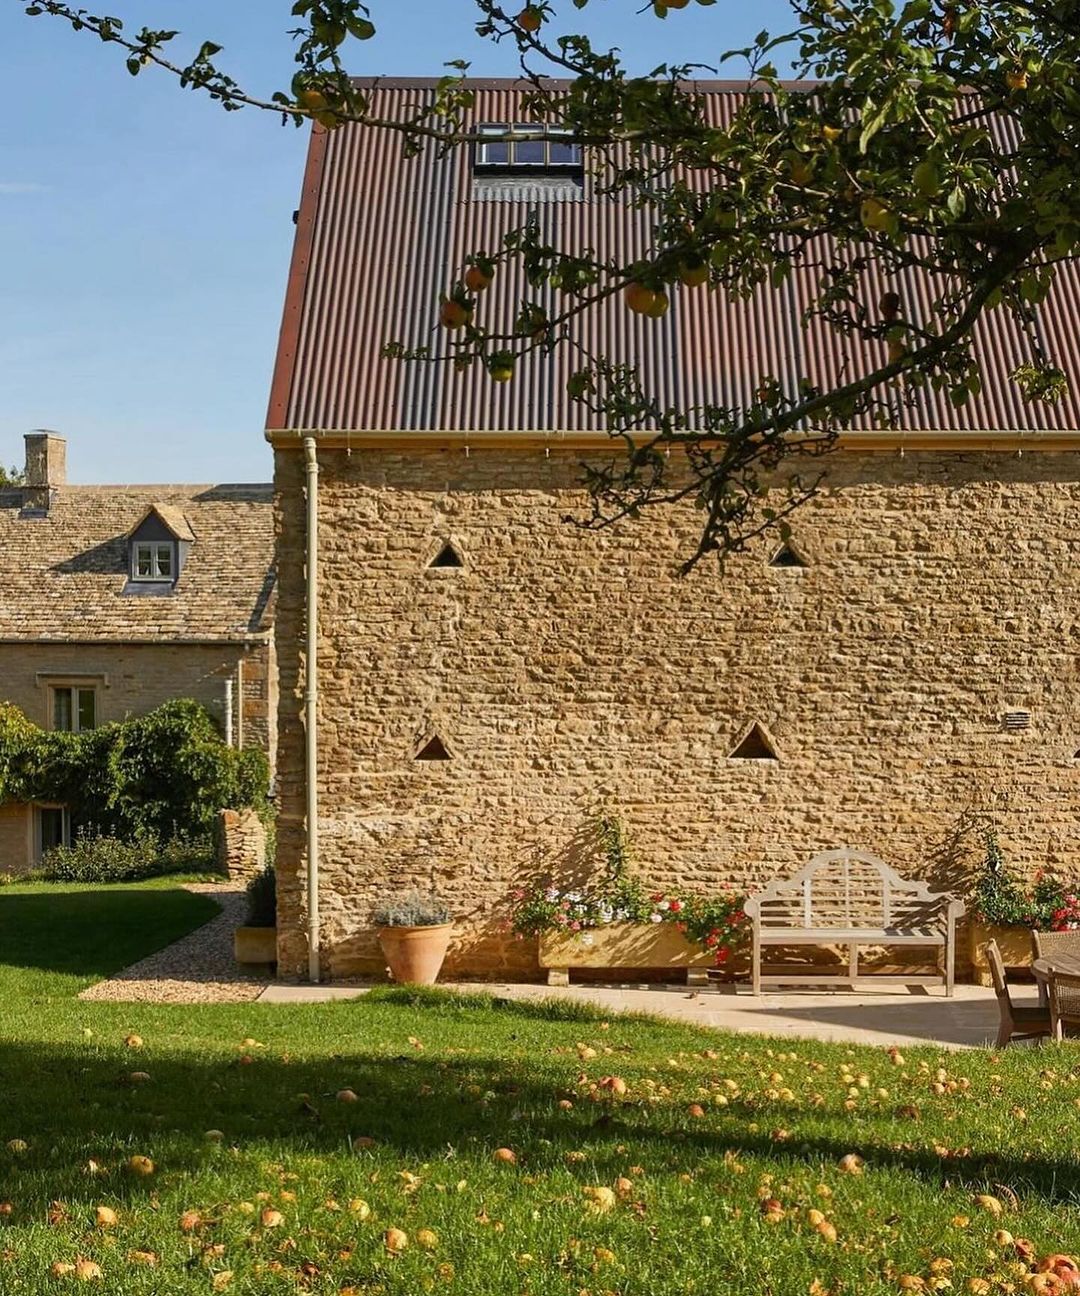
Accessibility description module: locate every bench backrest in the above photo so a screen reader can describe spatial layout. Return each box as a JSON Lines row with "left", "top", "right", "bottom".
{"left": 744, "top": 849, "right": 963, "bottom": 932}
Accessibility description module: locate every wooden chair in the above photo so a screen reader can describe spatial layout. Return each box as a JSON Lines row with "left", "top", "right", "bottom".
{"left": 1031, "top": 929, "right": 1080, "bottom": 959}
{"left": 1030, "top": 930, "right": 1080, "bottom": 1006}
{"left": 1047, "top": 972, "right": 1080, "bottom": 1041}
{"left": 986, "top": 939, "right": 1051, "bottom": 1047}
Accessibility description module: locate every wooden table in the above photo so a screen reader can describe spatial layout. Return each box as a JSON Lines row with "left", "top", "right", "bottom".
{"left": 1032, "top": 954, "right": 1080, "bottom": 981}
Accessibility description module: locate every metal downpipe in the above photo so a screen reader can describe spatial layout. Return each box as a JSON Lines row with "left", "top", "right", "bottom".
{"left": 304, "top": 436, "right": 320, "bottom": 983}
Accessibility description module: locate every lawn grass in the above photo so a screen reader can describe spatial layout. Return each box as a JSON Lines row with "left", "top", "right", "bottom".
{"left": 1, "top": 884, "right": 1079, "bottom": 1293}
{"left": 0, "top": 879, "right": 220, "bottom": 995}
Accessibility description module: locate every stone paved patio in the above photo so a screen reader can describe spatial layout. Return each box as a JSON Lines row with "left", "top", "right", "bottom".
{"left": 257, "top": 979, "right": 1026, "bottom": 1051}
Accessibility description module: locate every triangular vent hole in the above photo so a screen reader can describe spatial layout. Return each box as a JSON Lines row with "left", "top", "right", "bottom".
{"left": 729, "top": 724, "right": 778, "bottom": 761}
{"left": 416, "top": 735, "right": 451, "bottom": 762}
{"left": 429, "top": 543, "right": 464, "bottom": 569}
{"left": 769, "top": 543, "right": 806, "bottom": 569}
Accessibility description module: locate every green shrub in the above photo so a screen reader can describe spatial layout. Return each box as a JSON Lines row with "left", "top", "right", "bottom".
{"left": 245, "top": 866, "right": 276, "bottom": 927}
{"left": 40, "top": 832, "right": 215, "bottom": 884}
{"left": 972, "top": 828, "right": 1072, "bottom": 929}
{"left": 0, "top": 699, "right": 271, "bottom": 842}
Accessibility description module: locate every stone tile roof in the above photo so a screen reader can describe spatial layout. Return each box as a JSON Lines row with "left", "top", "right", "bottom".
{"left": 0, "top": 483, "right": 275, "bottom": 642}
{"left": 130, "top": 503, "right": 197, "bottom": 542}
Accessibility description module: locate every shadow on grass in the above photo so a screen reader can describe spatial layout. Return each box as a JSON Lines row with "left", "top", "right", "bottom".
{"left": 367, "top": 983, "right": 663, "bottom": 1024}
{"left": 2, "top": 992, "right": 1080, "bottom": 1213}
{"left": 0, "top": 887, "right": 219, "bottom": 977}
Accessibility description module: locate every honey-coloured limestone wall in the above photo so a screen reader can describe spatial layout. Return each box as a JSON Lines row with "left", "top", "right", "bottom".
{"left": 0, "top": 640, "right": 274, "bottom": 764}
{"left": 272, "top": 443, "right": 1080, "bottom": 981}
{"left": 0, "top": 639, "right": 276, "bottom": 872}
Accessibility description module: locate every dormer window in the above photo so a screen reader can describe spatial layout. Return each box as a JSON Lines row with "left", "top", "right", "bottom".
{"left": 132, "top": 540, "right": 175, "bottom": 582}
{"left": 475, "top": 123, "right": 582, "bottom": 173}
{"left": 124, "top": 503, "right": 194, "bottom": 593}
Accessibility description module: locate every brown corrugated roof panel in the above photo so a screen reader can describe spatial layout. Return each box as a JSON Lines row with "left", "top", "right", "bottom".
{"left": 266, "top": 79, "right": 1080, "bottom": 436}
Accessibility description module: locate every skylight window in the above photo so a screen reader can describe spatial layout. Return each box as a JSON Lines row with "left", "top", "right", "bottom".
{"left": 476, "top": 122, "right": 582, "bottom": 172}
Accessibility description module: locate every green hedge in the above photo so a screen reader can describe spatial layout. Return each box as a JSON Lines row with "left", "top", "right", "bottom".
{"left": 0, "top": 698, "right": 270, "bottom": 844}
{"left": 39, "top": 832, "right": 214, "bottom": 884}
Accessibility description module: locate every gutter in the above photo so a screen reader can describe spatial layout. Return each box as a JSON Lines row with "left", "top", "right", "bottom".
{"left": 303, "top": 436, "right": 320, "bottom": 984}
{"left": 266, "top": 427, "right": 1079, "bottom": 452}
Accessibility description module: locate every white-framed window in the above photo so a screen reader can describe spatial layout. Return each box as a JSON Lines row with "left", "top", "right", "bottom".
{"left": 132, "top": 540, "right": 175, "bottom": 581}
{"left": 51, "top": 684, "right": 97, "bottom": 732}
{"left": 35, "top": 804, "right": 70, "bottom": 859}
{"left": 476, "top": 122, "right": 582, "bottom": 170}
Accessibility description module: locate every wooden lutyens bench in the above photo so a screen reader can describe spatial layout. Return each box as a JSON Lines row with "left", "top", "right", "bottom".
{"left": 744, "top": 849, "right": 965, "bottom": 996}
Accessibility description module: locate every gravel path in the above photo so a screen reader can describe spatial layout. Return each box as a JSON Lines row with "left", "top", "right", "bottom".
{"left": 79, "top": 883, "right": 270, "bottom": 1004}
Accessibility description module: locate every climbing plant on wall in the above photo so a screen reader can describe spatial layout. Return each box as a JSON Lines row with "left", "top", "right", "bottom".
{"left": 0, "top": 698, "right": 270, "bottom": 843}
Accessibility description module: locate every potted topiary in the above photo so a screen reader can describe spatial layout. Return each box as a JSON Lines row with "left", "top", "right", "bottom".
{"left": 374, "top": 890, "right": 452, "bottom": 985}
{"left": 234, "top": 865, "right": 277, "bottom": 965}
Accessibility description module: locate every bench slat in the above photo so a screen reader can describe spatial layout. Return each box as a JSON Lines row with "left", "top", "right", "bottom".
{"left": 757, "top": 929, "right": 945, "bottom": 944}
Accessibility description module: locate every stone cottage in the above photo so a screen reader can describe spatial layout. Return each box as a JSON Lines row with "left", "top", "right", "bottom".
{"left": 266, "top": 79, "right": 1080, "bottom": 981}
{"left": 0, "top": 432, "right": 276, "bottom": 869}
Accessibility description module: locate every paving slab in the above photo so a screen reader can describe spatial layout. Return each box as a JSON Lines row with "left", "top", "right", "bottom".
{"left": 257, "top": 978, "right": 1021, "bottom": 1050}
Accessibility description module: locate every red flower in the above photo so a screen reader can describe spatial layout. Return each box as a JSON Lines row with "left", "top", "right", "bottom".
{"left": 716, "top": 945, "right": 731, "bottom": 964}
{"left": 669, "top": 899, "right": 683, "bottom": 914}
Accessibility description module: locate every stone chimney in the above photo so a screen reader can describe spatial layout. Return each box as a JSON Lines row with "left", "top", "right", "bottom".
{"left": 22, "top": 431, "right": 66, "bottom": 511}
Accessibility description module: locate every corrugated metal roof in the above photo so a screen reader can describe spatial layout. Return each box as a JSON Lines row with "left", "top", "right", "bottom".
{"left": 266, "top": 79, "right": 1080, "bottom": 435}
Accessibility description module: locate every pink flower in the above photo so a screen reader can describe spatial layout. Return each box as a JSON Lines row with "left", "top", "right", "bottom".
{"left": 570, "top": 921, "right": 582, "bottom": 932}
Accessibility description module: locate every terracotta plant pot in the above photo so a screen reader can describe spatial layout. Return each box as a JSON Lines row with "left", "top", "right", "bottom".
{"left": 377, "top": 923, "right": 453, "bottom": 985}
{"left": 234, "top": 926, "right": 277, "bottom": 965}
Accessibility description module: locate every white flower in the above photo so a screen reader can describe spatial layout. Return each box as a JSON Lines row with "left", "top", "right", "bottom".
{"left": 657, "top": 900, "right": 670, "bottom": 911}
{"left": 650, "top": 912, "right": 663, "bottom": 924}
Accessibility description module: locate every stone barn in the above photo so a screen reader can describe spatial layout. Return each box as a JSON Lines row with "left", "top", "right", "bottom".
{"left": 265, "top": 79, "right": 1080, "bottom": 981}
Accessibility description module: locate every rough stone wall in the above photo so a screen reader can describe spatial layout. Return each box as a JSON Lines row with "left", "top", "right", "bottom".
{"left": 0, "top": 640, "right": 273, "bottom": 759}
{"left": 0, "top": 803, "right": 30, "bottom": 875}
{"left": 273, "top": 444, "right": 1080, "bottom": 980}
{"left": 237, "top": 641, "right": 276, "bottom": 772}
{"left": 216, "top": 808, "right": 267, "bottom": 880}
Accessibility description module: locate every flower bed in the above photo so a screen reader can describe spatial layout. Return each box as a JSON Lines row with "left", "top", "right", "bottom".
{"left": 974, "top": 831, "right": 1080, "bottom": 931}
{"left": 510, "top": 816, "right": 748, "bottom": 983}
{"left": 538, "top": 921, "right": 718, "bottom": 986}
{"left": 968, "top": 829, "right": 1080, "bottom": 984}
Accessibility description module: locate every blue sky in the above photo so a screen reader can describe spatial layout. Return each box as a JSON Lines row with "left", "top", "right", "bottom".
{"left": 0, "top": 0, "right": 795, "bottom": 485}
